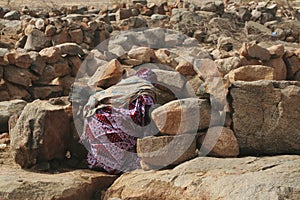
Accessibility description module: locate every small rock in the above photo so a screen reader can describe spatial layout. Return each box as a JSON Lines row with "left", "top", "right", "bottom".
{"left": 115, "top": 8, "right": 133, "bottom": 21}
{"left": 267, "top": 44, "right": 285, "bottom": 58}
{"left": 284, "top": 55, "right": 300, "bottom": 79}
{"left": 215, "top": 56, "right": 241, "bottom": 75}
{"left": 5, "top": 50, "right": 32, "bottom": 69}
{"left": 4, "top": 11, "right": 20, "bottom": 20}
{"left": 28, "top": 51, "right": 46, "bottom": 75}
{"left": 88, "top": 59, "right": 123, "bottom": 88}
{"left": 53, "top": 58, "right": 71, "bottom": 77}
{"left": 55, "top": 43, "right": 85, "bottom": 56}
{"left": 265, "top": 58, "right": 287, "bottom": 80}
{"left": 0, "top": 100, "right": 27, "bottom": 133}
{"left": 128, "top": 47, "right": 154, "bottom": 64}
{"left": 24, "top": 29, "right": 50, "bottom": 51}
{"left": 39, "top": 47, "right": 62, "bottom": 64}
{"left": 45, "top": 25, "right": 56, "bottom": 37}
{"left": 0, "top": 48, "right": 9, "bottom": 66}
{"left": 175, "top": 61, "right": 196, "bottom": 76}
{"left": 4, "top": 65, "right": 38, "bottom": 87}
{"left": 69, "top": 29, "right": 83, "bottom": 44}
{"left": 240, "top": 41, "right": 271, "bottom": 61}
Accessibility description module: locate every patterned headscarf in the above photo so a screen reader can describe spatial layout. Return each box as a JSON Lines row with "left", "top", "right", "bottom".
{"left": 135, "top": 68, "right": 157, "bottom": 85}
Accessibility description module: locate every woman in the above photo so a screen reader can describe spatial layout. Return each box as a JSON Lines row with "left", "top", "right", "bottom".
{"left": 80, "top": 68, "right": 157, "bottom": 174}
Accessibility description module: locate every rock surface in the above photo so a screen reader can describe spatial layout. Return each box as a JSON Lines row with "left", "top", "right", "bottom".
{"left": 104, "top": 155, "right": 300, "bottom": 200}
{"left": 10, "top": 99, "right": 72, "bottom": 168}
{"left": 137, "top": 134, "right": 197, "bottom": 170}
{"left": 0, "top": 166, "right": 117, "bottom": 200}
{"left": 151, "top": 98, "right": 211, "bottom": 135}
{"left": 0, "top": 99, "right": 27, "bottom": 133}
{"left": 230, "top": 81, "right": 300, "bottom": 155}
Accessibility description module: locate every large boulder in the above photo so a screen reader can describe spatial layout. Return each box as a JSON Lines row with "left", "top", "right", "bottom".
{"left": 137, "top": 134, "right": 197, "bottom": 170}
{"left": 10, "top": 98, "right": 72, "bottom": 168}
{"left": 104, "top": 155, "right": 300, "bottom": 200}
{"left": 0, "top": 167, "right": 116, "bottom": 200}
{"left": 230, "top": 81, "right": 300, "bottom": 155}
{"left": 151, "top": 98, "right": 211, "bottom": 135}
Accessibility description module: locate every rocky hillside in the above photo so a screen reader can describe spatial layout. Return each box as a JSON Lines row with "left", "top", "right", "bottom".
{"left": 0, "top": 0, "right": 300, "bottom": 199}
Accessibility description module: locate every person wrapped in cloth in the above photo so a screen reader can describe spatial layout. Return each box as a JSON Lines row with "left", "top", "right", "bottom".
{"left": 80, "top": 68, "right": 158, "bottom": 174}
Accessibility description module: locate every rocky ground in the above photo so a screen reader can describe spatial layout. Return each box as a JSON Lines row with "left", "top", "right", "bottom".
{"left": 0, "top": 0, "right": 300, "bottom": 199}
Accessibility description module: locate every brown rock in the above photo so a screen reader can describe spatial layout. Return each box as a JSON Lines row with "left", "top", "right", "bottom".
{"left": 53, "top": 58, "right": 71, "bottom": 77}
{"left": 115, "top": 8, "right": 134, "bottom": 21}
{"left": 215, "top": 56, "right": 241, "bottom": 75}
{"left": 4, "top": 65, "right": 38, "bottom": 87}
{"left": 198, "top": 126, "right": 239, "bottom": 157}
{"left": 39, "top": 47, "right": 62, "bottom": 64}
{"left": 5, "top": 50, "right": 32, "bottom": 69}
{"left": 175, "top": 61, "right": 196, "bottom": 76}
{"left": 5, "top": 81, "right": 31, "bottom": 100}
{"left": 0, "top": 67, "right": 3, "bottom": 79}
{"left": 69, "top": 29, "right": 83, "bottom": 44}
{"left": 128, "top": 47, "right": 154, "bottom": 63}
{"left": 28, "top": 51, "right": 46, "bottom": 75}
{"left": 154, "top": 49, "right": 178, "bottom": 68}
{"left": 0, "top": 167, "right": 116, "bottom": 199}
{"left": 88, "top": 59, "right": 123, "bottom": 88}
{"left": 137, "top": 134, "right": 197, "bottom": 170}
{"left": 0, "top": 90, "right": 10, "bottom": 101}
{"left": 284, "top": 55, "right": 300, "bottom": 79}
{"left": 52, "top": 28, "right": 71, "bottom": 45}
{"left": 239, "top": 55, "right": 261, "bottom": 66}
{"left": 230, "top": 81, "right": 300, "bottom": 155}
{"left": 267, "top": 44, "right": 285, "bottom": 58}
{"left": 151, "top": 98, "right": 211, "bottom": 135}
{"left": 226, "top": 65, "right": 274, "bottom": 82}
{"left": 66, "top": 56, "right": 83, "bottom": 77}
{"left": 10, "top": 99, "right": 71, "bottom": 168}
{"left": 51, "top": 76, "right": 75, "bottom": 95}
{"left": 295, "top": 49, "right": 300, "bottom": 59}
{"left": 240, "top": 42, "right": 271, "bottom": 61}
{"left": 45, "top": 25, "right": 56, "bottom": 37}
{"left": 30, "top": 86, "right": 63, "bottom": 99}
{"left": 265, "top": 58, "right": 287, "bottom": 80}
{"left": 34, "top": 65, "right": 56, "bottom": 85}
{"left": 0, "top": 48, "right": 9, "bottom": 66}
{"left": 104, "top": 155, "right": 300, "bottom": 200}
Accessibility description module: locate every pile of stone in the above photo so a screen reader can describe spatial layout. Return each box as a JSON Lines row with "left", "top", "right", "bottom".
{"left": 6, "top": 27, "right": 299, "bottom": 173}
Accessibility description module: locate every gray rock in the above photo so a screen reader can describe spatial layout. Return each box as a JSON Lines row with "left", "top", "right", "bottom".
{"left": 104, "top": 155, "right": 300, "bottom": 200}
{"left": 24, "top": 29, "right": 51, "bottom": 51}
{"left": 10, "top": 99, "right": 71, "bottom": 168}
{"left": 230, "top": 81, "right": 300, "bottom": 155}
{"left": 4, "top": 10, "right": 20, "bottom": 20}
{"left": 0, "top": 100, "right": 27, "bottom": 133}
{"left": 151, "top": 14, "right": 168, "bottom": 20}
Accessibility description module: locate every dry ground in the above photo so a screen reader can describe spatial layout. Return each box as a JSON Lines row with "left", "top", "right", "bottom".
{"left": 1, "top": 0, "right": 299, "bottom": 10}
